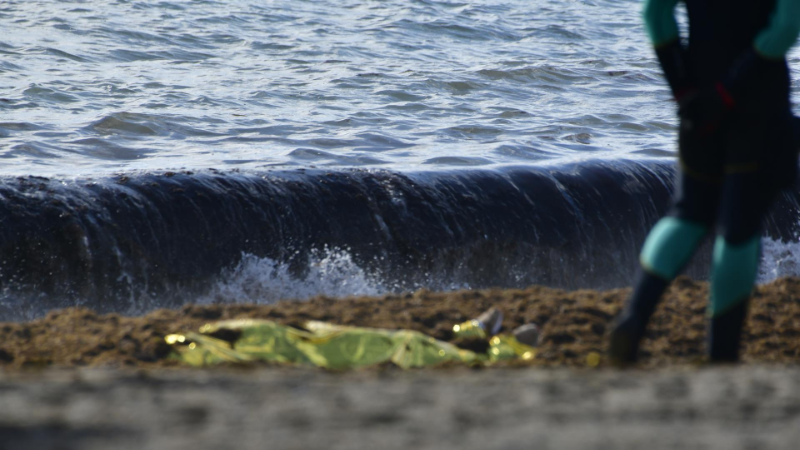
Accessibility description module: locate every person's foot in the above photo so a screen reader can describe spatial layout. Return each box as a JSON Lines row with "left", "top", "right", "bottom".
{"left": 708, "top": 301, "right": 747, "bottom": 363}
{"left": 608, "top": 313, "right": 645, "bottom": 367}
{"left": 608, "top": 271, "right": 668, "bottom": 367}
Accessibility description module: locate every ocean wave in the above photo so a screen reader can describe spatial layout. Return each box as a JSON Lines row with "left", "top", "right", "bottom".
{"left": 0, "top": 160, "right": 798, "bottom": 320}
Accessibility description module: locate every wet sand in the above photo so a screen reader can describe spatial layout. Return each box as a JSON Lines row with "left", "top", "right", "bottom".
{"left": 2, "top": 277, "right": 800, "bottom": 369}
{"left": 2, "top": 278, "right": 800, "bottom": 449}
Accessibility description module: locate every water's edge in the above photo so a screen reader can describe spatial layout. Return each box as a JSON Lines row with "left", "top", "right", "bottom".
{"left": 1, "top": 160, "right": 799, "bottom": 320}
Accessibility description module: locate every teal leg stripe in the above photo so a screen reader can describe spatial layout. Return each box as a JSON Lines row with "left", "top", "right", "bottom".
{"left": 709, "top": 235, "right": 760, "bottom": 317}
{"left": 640, "top": 217, "right": 708, "bottom": 280}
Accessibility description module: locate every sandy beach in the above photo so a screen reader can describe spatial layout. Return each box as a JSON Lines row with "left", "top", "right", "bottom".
{"left": 2, "top": 365, "right": 800, "bottom": 450}
{"left": 2, "top": 278, "right": 800, "bottom": 449}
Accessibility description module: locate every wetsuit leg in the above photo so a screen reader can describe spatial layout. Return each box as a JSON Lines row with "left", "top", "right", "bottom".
{"left": 707, "top": 105, "right": 795, "bottom": 362}
{"left": 708, "top": 172, "right": 779, "bottom": 362}
{"left": 609, "top": 171, "right": 718, "bottom": 364}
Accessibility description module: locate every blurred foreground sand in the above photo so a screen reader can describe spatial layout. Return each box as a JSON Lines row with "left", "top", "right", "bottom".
{"left": 1, "top": 278, "right": 800, "bottom": 449}
{"left": 1, "top": 366, "right": 800, "bottom": 450}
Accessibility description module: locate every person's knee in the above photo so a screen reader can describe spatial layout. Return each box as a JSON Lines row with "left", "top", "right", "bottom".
{"left": 640, "top": 217, "right": 709, "bottom": 280}
{"left": 708, "top": 234, "right": 760, "bottom": 317}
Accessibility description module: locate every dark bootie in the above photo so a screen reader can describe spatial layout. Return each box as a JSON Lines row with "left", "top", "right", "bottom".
{"left": 609, "top": 271, "right": 669, "bottom": 366}
{"left": 708, "top": 300, "right": 748, "bottom": 363}
{"left": 609, "top": 311, "right": 647, "bottom": 366}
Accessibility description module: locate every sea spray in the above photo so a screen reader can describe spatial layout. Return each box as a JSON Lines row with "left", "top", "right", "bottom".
{"left": 759, "top": 237, "right": 800, "bottom": 283}
{"left": 198, "top": 249, "right": 384, "bottom": 305}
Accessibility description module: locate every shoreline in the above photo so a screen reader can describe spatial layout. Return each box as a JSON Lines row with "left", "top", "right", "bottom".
{"left": 2, "top": 277, "right": 800, "bottom": 371}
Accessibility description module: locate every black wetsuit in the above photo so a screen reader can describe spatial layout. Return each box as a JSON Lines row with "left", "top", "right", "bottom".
{"left": 680, "top": 0, "right": 796, "bottom": 192}
{"left": 609, "top": 0, "right": 800, "bottom": 364}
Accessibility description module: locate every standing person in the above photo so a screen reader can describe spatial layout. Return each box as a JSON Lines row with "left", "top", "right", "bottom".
{"left": 609, "top": 0, "right": 800, "bottom": 365}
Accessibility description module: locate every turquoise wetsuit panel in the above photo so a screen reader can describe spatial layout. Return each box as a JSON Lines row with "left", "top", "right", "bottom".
{"left": 640, "top": 217, "right": 708, "bottom": 280}
{"left": 709, "top": 235, "right": 760, "bottom": 317}
{"left": 755, "top": 0, "right": 800, "bottom": 58}
{"left": 642, "top": 0, "right": 680, "bottom": 46}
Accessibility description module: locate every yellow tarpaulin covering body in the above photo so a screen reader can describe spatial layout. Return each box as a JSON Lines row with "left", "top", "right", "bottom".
{"left": 167, "top": 319, "right": 536, "bottom": 370}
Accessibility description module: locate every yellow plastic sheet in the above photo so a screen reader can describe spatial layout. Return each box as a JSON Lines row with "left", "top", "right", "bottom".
{"left": 167, "top": 319, "right": 535, "bottom": 369}
{"left": 451, "top": 319, "right": 488, "bottom": 340}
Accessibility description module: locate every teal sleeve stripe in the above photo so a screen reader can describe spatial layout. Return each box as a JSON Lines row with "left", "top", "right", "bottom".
{"left": 708, "top": 236, "right": 760, "bottom": 317}
{"left": 755, "top": 0, "right": 800, "bottom": 59}
{"left": 642, "top": 0, "right": 681, "bottom": 47}
{"left": 640, "top": 217, "right": 708, "bottom": 280}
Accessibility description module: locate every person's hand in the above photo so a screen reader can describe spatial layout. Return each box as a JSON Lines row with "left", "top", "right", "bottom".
{"left": 677, "top": 83, "right": 735, "bottom": 136}
{"left": 675, "top": 46, "right": 778, "bottom": 137}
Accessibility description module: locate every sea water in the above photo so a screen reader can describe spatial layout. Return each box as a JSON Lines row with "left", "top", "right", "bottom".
{"left": 1, "top": 0, "right": 799, "bottom": 317}
{"left": 0, "top": 0, "right": 705, "bottom": 175}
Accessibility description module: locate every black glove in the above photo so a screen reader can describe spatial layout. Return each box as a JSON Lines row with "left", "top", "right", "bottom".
{"left": 678, "top": 47, "right": 776, "bottom": 135}
{"left": 677, "top": 83, "right": 734, "bottom": 135}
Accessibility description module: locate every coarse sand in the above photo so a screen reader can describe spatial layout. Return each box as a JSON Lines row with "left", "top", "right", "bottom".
{"left": 2, "top": 276, "right": 800, "bottom": 370}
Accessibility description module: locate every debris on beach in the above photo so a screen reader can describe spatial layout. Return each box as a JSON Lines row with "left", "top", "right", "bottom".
{"left": 165, "top": 314, "right": 536, "bottom": 370}
{"left": 1, "top": 277, "right": 799, "bottom": 370}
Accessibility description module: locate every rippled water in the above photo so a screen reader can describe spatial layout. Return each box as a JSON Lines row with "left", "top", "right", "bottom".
{"left": 8, "top": 0, "right": 795, "bottom": 176}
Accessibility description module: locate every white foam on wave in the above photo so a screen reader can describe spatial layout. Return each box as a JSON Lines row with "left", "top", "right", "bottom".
{"left": 759, "top": 237, "right": 800, "bottom": 283}
{"left": 194, "top": 236, "right": 800, "bottom": 307}
{"left": 4, "top": 237, "right": 795, "bottom": 322}
{"left": 198, "top": 249, "right": 385, "bottom": 305}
